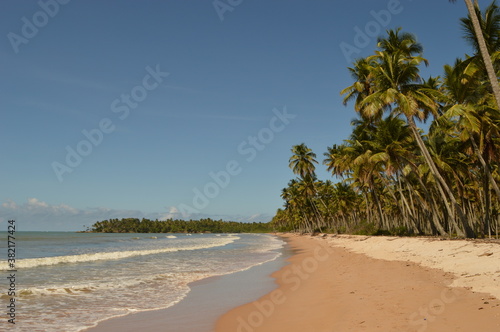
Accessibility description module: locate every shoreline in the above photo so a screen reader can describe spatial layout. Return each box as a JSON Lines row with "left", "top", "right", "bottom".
{"left": 83, "top": 233, "right": 500, "bottom": 331}
{"left": 84, "top": 235, "right": 293, "bottom": 332}
{"left": 216, "top": 233, "right": 500, "bottom": 332}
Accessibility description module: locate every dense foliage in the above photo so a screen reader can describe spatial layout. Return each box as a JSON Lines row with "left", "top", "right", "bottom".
{"left": 272, "top": 2, "right": 500, "bottom": 238}
{"left": 90, "top": 218, "right": 272, "bottom": 233}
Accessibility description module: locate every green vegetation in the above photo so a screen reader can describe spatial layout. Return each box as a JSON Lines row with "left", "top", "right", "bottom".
{"left": 90, "top": 218, "right": 272, "bottom": 233}
{"left": 272, "top": 2, "right": 500, "bottom": 238}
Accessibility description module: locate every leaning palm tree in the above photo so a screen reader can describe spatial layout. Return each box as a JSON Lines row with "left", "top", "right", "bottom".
{"left": 450, "top": 0, "right": 500, "bottom": 109}
{"left": 441, "top": 56, "right": 500, "bottom": 236}
{"left": 343, "top": 29, "right": 475, "bottom": 237}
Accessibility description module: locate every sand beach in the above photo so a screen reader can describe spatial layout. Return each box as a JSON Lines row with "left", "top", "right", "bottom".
{"left": 216, "top": 234, "right": 500, "bottom": 332}
{"left": 87, "top": 233, "right": 500, "bottom": 331}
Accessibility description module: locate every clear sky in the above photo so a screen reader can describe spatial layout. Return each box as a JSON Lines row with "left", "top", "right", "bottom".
{"left": 0, "top": 0, "right": 487, "bottom": 231}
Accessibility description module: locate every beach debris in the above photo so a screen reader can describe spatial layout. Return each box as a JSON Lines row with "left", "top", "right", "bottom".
{"left": 478, "top": 252, "right": 493, "bottom": 257}
{"left": 355, "top": 237, "right": 370, "bottom": 242}
{"left": 464, "top": 273, "right": 481, "bottom": 278}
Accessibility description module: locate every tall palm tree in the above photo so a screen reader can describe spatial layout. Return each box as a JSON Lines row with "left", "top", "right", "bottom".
{"left": 288, "top": 143, "right": 326, "bottom": 232}
{"left": 450, "top": 0, "right": 500, "bottom": 109}
{"left": 441, "top": 56, "right": 500, "bottom": 236}
{"left": 289, "top": 143, "right": 318, "bottom": 181}
{"left": 341, "top": 58, "right": 375, "bottom": 110}
{"left": 343, "top": 29, "right": 475, "bottom": 237}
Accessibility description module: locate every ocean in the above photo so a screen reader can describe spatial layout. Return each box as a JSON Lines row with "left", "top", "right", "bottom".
{"left": 0, "top": 232, "right": 285, "bottom": 332}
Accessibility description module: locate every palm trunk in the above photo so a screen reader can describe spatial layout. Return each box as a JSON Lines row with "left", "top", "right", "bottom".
{"left": 406, "top": 116, "right": 475, "bottom": 237}
{"left": 379, "top": 176, "right": 402, "bottom": 214}
{"left": 483, "top": 171, "right": 492, "bottom": 237}
{"left": 396, "top": 174, "right": 420, "bottom": 233}
{"left": 469, "top": 135, "right": 500, "bottom": 202}
{"left": 370, "top": 177, "right": 386, "bottom": 230}
{"left": 463, "top": 0, "right": 500, "bottom": 109}
{"left": 362, "top": 191, "right": 371, "bottom": 224}
{"left": 409, "top": 175, "right": 448, "bottom": 236}
{"left": 308, "top": 197, "right": 324, "bottom": 232}
{"left": 403, "top": 178, "right": 423, "bottom": 233}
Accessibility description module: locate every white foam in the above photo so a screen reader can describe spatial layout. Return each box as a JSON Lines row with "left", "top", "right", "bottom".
{"left": 0, "top": 235, "right": 239, "bottom": 270}
{"left": 3, "top": 234, "right": 287, "bottom": 332}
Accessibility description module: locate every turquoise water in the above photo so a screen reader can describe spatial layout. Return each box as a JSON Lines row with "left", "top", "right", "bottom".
{"left": 0, "top": 232, "right": 284, "bottom": 332}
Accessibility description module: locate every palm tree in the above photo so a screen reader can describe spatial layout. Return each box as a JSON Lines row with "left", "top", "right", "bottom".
{"left": 342, "top": 28, "right": 475, "bottom": 237}
{"left": 288, "top": 144, "right": 327, "bottom": 232}
{"left": 289, "top": 143, "right": 318, "bottom": 181}
{"left": 281, "top": 180, "right": 312, "bottom": 232}
{"left": 341, "top": 58, "right": 375, "bottom": 110}
{"left": 368, "top": 116, "right": 427, "bottom": 234}
{"left": 274, "top": 7, "right": 500, "bottom": 237}
{"left": 450, "top": 0, "right": 500, "bottom": 109}
{"left": 441, "top": 56, "right": 500, "bottom": 236}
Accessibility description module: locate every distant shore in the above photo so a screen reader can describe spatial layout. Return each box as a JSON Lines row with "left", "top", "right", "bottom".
{"left": 216, "top": 233, "right": 500, "bottom": 332}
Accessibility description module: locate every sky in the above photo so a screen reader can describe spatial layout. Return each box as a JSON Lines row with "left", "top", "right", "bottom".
{"left": 0, "top": 0, "right": 488, "bottom": 231}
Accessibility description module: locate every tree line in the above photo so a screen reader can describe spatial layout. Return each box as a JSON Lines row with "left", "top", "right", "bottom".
{"left": 90, "top": 218, "right": 272, "bottom": 233}
{"left": 271, "top": 2, "right": 500, "bottom": 238}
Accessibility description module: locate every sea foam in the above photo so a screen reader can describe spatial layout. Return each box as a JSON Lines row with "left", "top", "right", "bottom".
{"left": 0, "top": 235, "right": 239, "bottom": 270}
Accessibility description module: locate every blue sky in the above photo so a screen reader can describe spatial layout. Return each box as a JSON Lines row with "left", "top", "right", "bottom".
{"left": 0, "top": 0, "right": 486, "bottom": 231}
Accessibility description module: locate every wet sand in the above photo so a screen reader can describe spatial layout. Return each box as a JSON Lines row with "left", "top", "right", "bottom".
{"left": 216, "top": 234, "right": 500, "bottom": 332}
{"left": 84, "top": 241, "right": 293, "bottom": 332}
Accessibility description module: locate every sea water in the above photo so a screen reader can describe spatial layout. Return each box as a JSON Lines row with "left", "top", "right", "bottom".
{"left": 0, "top": 232, "right": 284, "bottom": 332}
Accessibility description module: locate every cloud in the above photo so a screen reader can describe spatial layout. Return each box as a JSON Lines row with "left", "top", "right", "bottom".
{"left": 2, "top": 200, "right": 18, "bottom": 209}
{"left": 0, "top": 199, "right": 271, "bottom": 231}
{"left": 27, "top": 198, "right": 48, "bottom": 208}
{"left": 0, "top": 198, "right": 147, "bottom": 231}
